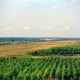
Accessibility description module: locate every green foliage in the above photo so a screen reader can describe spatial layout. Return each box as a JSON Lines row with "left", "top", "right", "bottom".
{"left": 24, "top": 73, "right": 30, "bottom": 80}
{"left": 28, "top": 45, "right": 80, "bottom": 56}
{"left": 55, "top": 65, "right": 61, "bottom": 79}
{"left": 67, "top": 60, "right": 72, "bottom": 79}
{"left": 17, "top": 71, "right": 24, "bottom": 80}
{"left": 31, "top": 72, "right": 38, "bottom": 80}
{"left": 61, "top": 65, "right": 66, "bottom": 80}
{"left": 72, "top": 65, "right": 77, "bottom": 80}
{"left": 0, "top": 57, "right": 80, "bottom": 80}
{"left": 12, "top": 76, "right": 15, "bottom": 80}
{"left": 43, "top": 68, "right": 50, "bottom": 79}
{"left": 37, "top": 71, "right": 43, "bottom": 80}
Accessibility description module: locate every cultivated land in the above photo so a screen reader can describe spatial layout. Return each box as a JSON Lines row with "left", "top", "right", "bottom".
{"left": 0, "top": 40, "right": 80, "bottom": 80}
{"left": 0, "top": 57, "right": 80, "bottom": 80}
{"left": 0, "top": 40, "right": 79, "bottom": 56}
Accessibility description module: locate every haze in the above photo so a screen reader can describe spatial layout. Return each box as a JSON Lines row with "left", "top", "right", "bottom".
{"left": 0, "top": 0, "right": 80, "bottom": 37}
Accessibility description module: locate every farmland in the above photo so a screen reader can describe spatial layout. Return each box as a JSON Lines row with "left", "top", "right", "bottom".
{"left": 0, "top": 57, "right": 80, "bottom": 80}
{"left": 0, "top": 40, "right": 80, "bottom": 80}
{"left": 28, "top": 45, "right": 80, "bottom": 56}
{"left": 0, "top": 40, "right": 78, "bottom": 56}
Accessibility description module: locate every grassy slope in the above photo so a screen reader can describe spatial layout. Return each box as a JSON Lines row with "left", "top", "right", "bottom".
{"left": 0, "top": 40, "right": 78, "bottom": 56}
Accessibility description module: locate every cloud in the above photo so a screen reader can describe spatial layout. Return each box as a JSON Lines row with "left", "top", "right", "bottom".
{"left": 23, "top": 27, "right": 30, "bottom": 30}
{"left": 40, "top": 26, "right": 54, "bottom": 30}
{"left": 63, "top": 26, "right": 70, "bottom": 30}
{"left": 4, "top": 27, "right": 13, "bottom": 31}
{"left": 72, "top": 0, "right": 80, "bottom": 3}
{"left": 3, "top": 26, "right": 31, "bottom": 31}
{"left": 40, "top": 26, "right": 45, "bottom": 30}
{"left": 47, "top": 26, "right": 53, "bottom": 30}
{"left": 0, "top": 0, "right": 80, "bottom": 37}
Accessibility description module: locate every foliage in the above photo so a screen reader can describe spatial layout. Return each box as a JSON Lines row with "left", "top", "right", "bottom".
{"left": 0, "top": 57, "right": 80, "bottom": 80}
{"left": 28, "top": 45, "right": 80, "bottom": 56}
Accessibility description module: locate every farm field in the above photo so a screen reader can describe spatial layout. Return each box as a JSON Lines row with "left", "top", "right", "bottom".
{"left": 0, "top": 40, "right": 80, "bottom": 80}
{"left": 0, "top": 40, "right": 78, "bottom": 56}
{"left": 28, "top": 45, "right": 80, "bottom": 56}
{"left": 0, "top": 57, "right": 80, "bottom": 80}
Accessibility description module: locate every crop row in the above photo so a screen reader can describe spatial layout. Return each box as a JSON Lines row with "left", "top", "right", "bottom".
{"left": 28, "top": 46, "right": 80, "bottom": 55}
{"left": 0, "top": 57, "right": 80, "bottom": 80}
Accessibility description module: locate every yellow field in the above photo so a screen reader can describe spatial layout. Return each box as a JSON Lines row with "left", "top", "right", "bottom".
{"left": 0, "top": 40, "right": 78, "bottom": 56}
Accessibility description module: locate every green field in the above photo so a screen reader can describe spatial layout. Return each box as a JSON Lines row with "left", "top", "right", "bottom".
{"left": 0, "top": 57, "right": 80, "bottom": 80}
{"left": 28, "top": 45, "right": 80, "bottom": 56}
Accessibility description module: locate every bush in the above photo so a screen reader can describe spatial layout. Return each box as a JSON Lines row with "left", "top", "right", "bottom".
{"left": 12, "top": 76, "right": 15, "bottom": 80}
{"left": 17, "top": 71, "right": 24, "bottom": 80}
{"left": 24, "top": 73, "right": 30, "bottom": 80}
{"left": 31, "top": 73, "right": 38, "bottom": 80}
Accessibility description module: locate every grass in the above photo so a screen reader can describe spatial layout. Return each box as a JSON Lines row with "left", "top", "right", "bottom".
{"left": 7, "top": 54, "right": 80, "bottom": 58}
{"left": 0, "top": 40, "right": 79, "bottom": 56}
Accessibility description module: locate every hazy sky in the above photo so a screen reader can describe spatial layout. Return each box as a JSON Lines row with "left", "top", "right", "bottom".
{"left": 0, "top": 0, "right": 80, "bottom": 37}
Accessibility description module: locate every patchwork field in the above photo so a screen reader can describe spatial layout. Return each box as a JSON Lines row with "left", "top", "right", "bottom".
{"left": 0, "top": 40, "right": 80, "bottom": 80}
{"left": 0, "top": 40, "right": 79, "bottom": 56}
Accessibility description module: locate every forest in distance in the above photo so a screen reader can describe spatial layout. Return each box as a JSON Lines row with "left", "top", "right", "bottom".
{"left": 0, "top": 37, "right": 80, "bottom": 42}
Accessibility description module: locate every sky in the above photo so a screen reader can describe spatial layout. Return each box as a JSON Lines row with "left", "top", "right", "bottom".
{"left": 0, "top": 0, "right": 80, "bottom": 37}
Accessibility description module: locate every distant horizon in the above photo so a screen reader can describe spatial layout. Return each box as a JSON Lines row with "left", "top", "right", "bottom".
{"left": 0, "top": 36, "right": 80, "bottom": 38}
